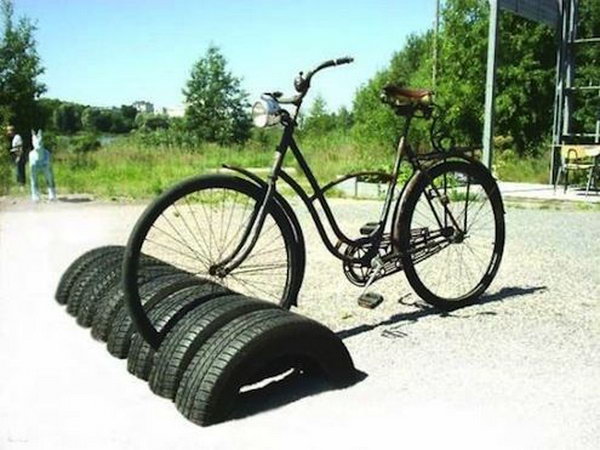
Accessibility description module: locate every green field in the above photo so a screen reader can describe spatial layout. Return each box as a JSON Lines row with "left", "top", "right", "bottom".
{"left": 1, "top": 133, "right": 552, "bottom": 200}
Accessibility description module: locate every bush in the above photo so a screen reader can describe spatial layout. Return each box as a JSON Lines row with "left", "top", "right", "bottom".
{"left": 0, "top": 151, "right": 11, "bottom": 195}
{"left": 68, "top": 134, "right": 101, "bottom": 155}
{"left": 494, "top": 149, "right": 549, "bottom": 184}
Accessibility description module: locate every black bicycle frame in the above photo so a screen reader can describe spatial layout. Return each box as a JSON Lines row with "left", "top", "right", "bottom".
{"left": 219, "top": 115, "right": 424, "bottom": 274}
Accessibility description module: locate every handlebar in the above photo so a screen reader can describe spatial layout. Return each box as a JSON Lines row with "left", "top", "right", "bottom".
{"left": 294, "top": 56, "right": 354, "bottom": 95}
{"left": 314, "top": 56, "right": 355, "bottom": 71}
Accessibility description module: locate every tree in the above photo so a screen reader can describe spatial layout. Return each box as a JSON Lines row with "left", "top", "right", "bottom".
{"left": 120, "top": 104, "right": 138, "bottom": 130}
{"left": 335, "top": 106, "right": 354, "bottom": 131}
{"left": 52, "top": 103, "right": 81, "bottom": 134}
{"left": 352, "top": 0, "right": 563, "bottom": 155}
{"left": 135, "top": 112, "right": 170, "bottom": 131}
{"left": 303, "top": 95, "right": 337, "bottom": 135}
{"left": 0, "top": 0, "right": 45, "bottom": 142}
{"left": 572, "top": 0, "right": 600, "bottom": 135}
{"left": 183, "top": 45, "right": 251, "bottom": 144}
{"left": 352, "top": 33, "right": 432, "bottom": 149}
{"left": 436, "top": 0, "right": 556, "bottom": 154}
{"left": 37, "top": 97, "right": 62, "bottom": 131}
{"left": 82, "top": 107, "right": 112, "bottom": 133}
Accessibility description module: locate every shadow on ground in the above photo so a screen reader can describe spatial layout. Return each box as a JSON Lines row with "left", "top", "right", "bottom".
{"left": 336, "top": 285, "right": 548, "bottom": 341}
{"left": 58, "top": 196, "right": 93, "bottom": 203}
{"left": 226, "top": 286, "right": 545, "bottom": 422}
{"left": 230, "top": 368, "right": 367, "bottom": 422}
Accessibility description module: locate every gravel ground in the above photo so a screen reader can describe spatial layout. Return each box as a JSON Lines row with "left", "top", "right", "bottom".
{"left": 0, "top": 195, "right": 599, "bottom": 449}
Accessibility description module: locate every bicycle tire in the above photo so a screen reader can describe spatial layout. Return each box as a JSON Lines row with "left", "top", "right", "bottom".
{"left": 396, "top": 160, "right": 505, "bottom": 309}
{"left": 123, "top": 174, "right": 301, "bottom": 349}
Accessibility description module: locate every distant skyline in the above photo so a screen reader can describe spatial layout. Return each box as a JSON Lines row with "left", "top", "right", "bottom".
{"left": 15, "top": 0, "right": 437, "bottom": 111}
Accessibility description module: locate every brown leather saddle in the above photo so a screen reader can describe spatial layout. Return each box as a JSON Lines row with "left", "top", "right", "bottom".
{"left": 382, "top": 84, "right": 434, "bottom": 117}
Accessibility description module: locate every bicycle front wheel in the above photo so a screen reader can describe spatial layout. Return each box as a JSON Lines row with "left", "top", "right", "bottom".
{"left": 123, "top": 175, "right": 300, "bottom": 328}
{"left": 396, "top": 160, "right": 505, "bottom": 310}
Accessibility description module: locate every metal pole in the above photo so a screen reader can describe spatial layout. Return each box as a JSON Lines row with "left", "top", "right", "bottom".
{"left": 562, "top": 0, "right": 577, "bottom": 137}
{"left": 432, "top": 0, "right": 440, "bottom": 89}
{"left": 482, "top": 0, "right": 499, "bottom": 169}
{"left": 595, "top": 85, "right": 600, "bottom": 144}
{"left": 550, "top": 0, "right": 569, "bottom": 183}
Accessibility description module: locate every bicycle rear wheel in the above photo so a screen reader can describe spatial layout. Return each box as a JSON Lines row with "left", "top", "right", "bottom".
{"left": 396, "top": 160, "right": 505, "bottom": 309}
{"left": 123, "top": 174, "right": 301, "bottom": 345}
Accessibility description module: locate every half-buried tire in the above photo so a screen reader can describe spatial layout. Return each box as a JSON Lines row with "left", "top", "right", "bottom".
{"left": 76, "top": 253, "right": 165, "bottom": 328}
{"left": 105, "top": 275, "right": 215, "bottom": 358}
{"left": 125, "top": 282, "right": 232, "bottom": 379}
{"left": 66, "top": 249, "right": 128, "bottom": 317}
{"left": 55, "top": 246, "right": 123, "bottom": 305}
{"left": 149, "top": 295, "right": 279, "bottom": 399}
{"left": 175, "top": 308, "right": 357, "bottom": 426}
{"left": 91, "top": 269, "right": 194, "bottom": 343}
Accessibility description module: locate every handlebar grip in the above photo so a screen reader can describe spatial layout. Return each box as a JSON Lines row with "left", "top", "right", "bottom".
{"left": 316, "top": 57, "right": 354, "bottom": 71}
{"left": 334, "top": 56, "right": 354, "bottom": 65}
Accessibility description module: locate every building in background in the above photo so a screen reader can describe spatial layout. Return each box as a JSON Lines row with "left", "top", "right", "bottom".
{"left": 159, "top": 105, "right": 186, "bottom": 118}
{"left": 132, "top": 100, "right": 154, "bottom": 114}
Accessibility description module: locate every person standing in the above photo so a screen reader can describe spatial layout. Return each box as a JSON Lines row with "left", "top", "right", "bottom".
{"left": 6, "top": 125, "right": 26, "bottom": 187}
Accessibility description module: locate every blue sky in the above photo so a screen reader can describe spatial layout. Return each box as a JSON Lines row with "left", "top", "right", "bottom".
{"left": 15, "top": 0, "right": 437, "bottom": 111}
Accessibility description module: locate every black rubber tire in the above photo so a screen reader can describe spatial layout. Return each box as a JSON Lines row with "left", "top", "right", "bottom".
{"left": 175, "top": 309, "right": 356, "bottom": 426}
{"left": 66, "top": 249, "right": 127, "bottom": 317}
{"left": 149, "top": 295, "right": 279, "bottom": 399}
{"left": 55, "top": 246, "right": 123, "bottom": 305}
{"left": 76, "top": 254, "right": 166, "bottom": 328}
{"left": 90, "top": 268, "right": 192, "bottom": 342}
{"left": 396, "top": 160, "right": 505, "bottom": 310}
{"left": 107, "top": 278, "right": 224, "bottom": 359}
{"left": 123, "top": 174, "right": 302, "bottom": 349}
{"left": 125, "top": 283, "right": 232, "bottom": 379}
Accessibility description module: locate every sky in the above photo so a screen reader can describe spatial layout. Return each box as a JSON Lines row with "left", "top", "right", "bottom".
{"left": 14, "top": 0, "right": 437, "bottom": 112}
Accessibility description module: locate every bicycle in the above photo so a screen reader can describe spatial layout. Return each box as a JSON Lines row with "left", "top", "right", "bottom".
{"left": 123, "top": 57, "right": 505, "bottom": 347}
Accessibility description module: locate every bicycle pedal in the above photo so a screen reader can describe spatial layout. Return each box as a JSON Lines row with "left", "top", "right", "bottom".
{"left": 358, "top": 292, "right": 384, "bottom": 309}
{"left": 360, "top": 222, "right": 379, "bottom": 236}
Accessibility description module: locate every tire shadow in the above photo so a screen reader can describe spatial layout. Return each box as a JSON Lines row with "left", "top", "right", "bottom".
{"left": 336, "top": 285, "right": 548, "bottom": 341}
{"left": 230, "top": 368, "right": 367, "bottom": 422}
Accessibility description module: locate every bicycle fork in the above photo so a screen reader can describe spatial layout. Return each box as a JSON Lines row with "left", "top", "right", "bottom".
{"left": 210, "top": 145, "right": 287, "bottom": 278}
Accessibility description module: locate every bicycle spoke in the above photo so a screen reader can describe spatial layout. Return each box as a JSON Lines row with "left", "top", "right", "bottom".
{"left": 137, "top": 181, "right": 292, "bottom": 307}
{"left": 171, "top": 202, "right": 212, "bottom": 264}
{"left": 182, "top": 196, "right": 214, "bottom": 262}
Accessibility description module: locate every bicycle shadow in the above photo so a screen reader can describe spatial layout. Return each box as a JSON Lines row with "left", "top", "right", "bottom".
{"left": 336, "top": 285, "right": 548, "bottom": 341}
{"left": 223, "top": 286, "right": 544, "bottom": 424}
{"left": 230, "top": 368, "right": 367, "bottom": 422}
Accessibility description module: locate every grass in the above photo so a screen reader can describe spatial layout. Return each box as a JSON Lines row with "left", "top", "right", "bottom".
{"left": 3, "top": 133, "right": 399, "bottom": 199}
{"left": 52, "top": 139, "right": 276, "bottom": 198}
{"left": 3, "top": 133, "right": 595, "bottom": 204}
{"left": 493, "top": 151, "right": 550, "bottom": 184}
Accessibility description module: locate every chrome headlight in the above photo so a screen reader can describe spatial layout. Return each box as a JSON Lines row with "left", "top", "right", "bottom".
{"left": 252, "top": 96, "right": 281, "bottom": 128}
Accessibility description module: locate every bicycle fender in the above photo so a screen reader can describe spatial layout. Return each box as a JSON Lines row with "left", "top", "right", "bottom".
{"left": 441, "top": 154, "right": 506, "bottom": 215}
{"left": 222, "top": 165, "right": 306, "bottom": 306}
{"left": 389, "top": 170, "right": 420, "bottom": 251}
